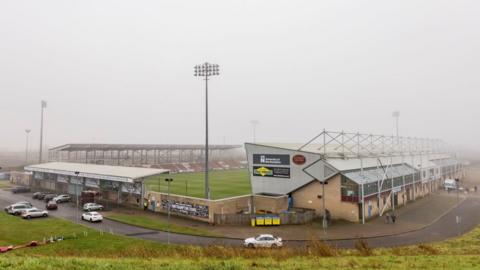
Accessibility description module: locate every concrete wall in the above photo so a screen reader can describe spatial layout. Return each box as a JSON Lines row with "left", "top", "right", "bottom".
{"left": 291, "top": 175, "right": 359, "bottom": 222}
{"left": 9, "top": 171, "right": 32, "bottom": 186}
{"left": 145, "top": 191, "right": 288, "bottom": 224}
{"left": 245, "top": 143, "right": 337, "bottom": 195}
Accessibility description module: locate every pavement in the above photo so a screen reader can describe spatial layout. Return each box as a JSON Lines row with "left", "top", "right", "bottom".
{"left": 1, "top": 167, "right": 480, "bottom": 248}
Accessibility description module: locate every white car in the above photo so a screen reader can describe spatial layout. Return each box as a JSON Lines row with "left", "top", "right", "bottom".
{"left": 81, "top": 211, "right": 103, "bottom": 222}
{"left": 5, "top": 203, "right": 33, "bottom": 215}
{"left": 244, "top": 234, "right": 283, "bottom": 248}
{"left": 21, "top": 208, "right": 48, "bottom": 219}
{"left": 83, "top": 203, "right": 104, "bottom": 212}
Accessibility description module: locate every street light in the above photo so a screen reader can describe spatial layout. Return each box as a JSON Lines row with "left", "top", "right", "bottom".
{"left": 39, "top": 100, "right": 47, "bottom": 163}
{"left": 392, "top": 111, "right": 400, "bottom": 143}
{"left": 74, "top": 171, "right": 81, "bottom": 223}
{"left": 25, "top": 129, "right": 31, "bottom": 164}
{"left": 194, "top": 62, "right": 220, "bottom": 200}
{"left": 165, "top": 177, "right": 174, "bottom": 244}
{"left": 250, "top": 120, "right": 259, "bottom": 143}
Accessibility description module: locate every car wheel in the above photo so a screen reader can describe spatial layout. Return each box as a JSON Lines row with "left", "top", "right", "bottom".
{"left": 27, "top": 216, "right": 31, "bottom": 220}
{"left": 247, "top": 243, "right": 254, "bottom": 249}
{"left": 43, "top": 214, "right": 47, "bottom": 217}
{"left": 271, "top": 244, "right": 278, "bottom": 249}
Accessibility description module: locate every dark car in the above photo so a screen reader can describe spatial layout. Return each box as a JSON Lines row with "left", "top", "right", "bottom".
{"left": 43, "top": 194, "right": 58, "bottom": 202}
{"left": 46, "top": 200, "right": 58, "bottom": 210}
{"left": 11, "top": 186, "right": 31, "bottom": 194}
{"left": 32, "top": 192, "right": 47, "bottom": 199}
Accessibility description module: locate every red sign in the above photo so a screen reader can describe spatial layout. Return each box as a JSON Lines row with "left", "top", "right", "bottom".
{"left": 292, "top": 155, "right": 306, "bottom": 165}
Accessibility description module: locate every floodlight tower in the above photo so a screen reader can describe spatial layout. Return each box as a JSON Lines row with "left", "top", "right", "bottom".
{"left": 392, "top": 111, "right": 400, "bottom": 146}
{"left": 250, "top": 120, "right": 259, "bottom": 143}
{"left": 25, "top": 129, "right": 31, "bottom": 164}
{"left": 194, "top": 62, "right": 220, "bottom": 200}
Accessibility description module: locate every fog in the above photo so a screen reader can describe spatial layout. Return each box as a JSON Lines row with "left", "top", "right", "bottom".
{"left": 1, "top": 0, "right": 479, "bottom": 152}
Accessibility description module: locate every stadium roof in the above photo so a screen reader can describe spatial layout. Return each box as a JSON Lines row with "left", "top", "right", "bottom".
{"left": 25, "top": 162, "right": 169, "bottom": 183}
{"left": 50, "top": 143, "right": 242, "bottom": 151}
{"left": 247, "top": 142, "right": 456, "bottom": 171}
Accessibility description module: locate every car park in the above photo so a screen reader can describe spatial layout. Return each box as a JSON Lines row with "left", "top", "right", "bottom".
{"left": 5, "top": 203, "right": 34, "bottom": 215}
{"left": 11, "top": 186, "right": 30, "bottom": 194}
{"left": 53, "top": 194, "right": 71, "bottom": 203}
{"left": 244, "top": 234, "right": 283, "bottom": 248}
{"left": 81, "top": 211, "right": 103, "bottom": 222}
{"left": 21, "top": 208, "right": 48, "bottom": 219}
{"left": 83, "top": 203, "right": 104, "bottom": 211}
{"left": 32, "top": 192, "right": 47, "bottom": 199}
{"left": 46, "top": 200, "right": 58, "bottom": 210}
{"left": 43, "top": 194, "right": 58, "bottom": 202}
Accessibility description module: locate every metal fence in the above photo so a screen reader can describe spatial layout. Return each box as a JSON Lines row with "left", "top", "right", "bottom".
{"left": 213, "top": 209, "right": 316, "bottom": 225}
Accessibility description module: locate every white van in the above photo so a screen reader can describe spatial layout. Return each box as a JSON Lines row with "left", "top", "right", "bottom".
{"left": 444, "top": 179, "right": 457, "bottom": 191}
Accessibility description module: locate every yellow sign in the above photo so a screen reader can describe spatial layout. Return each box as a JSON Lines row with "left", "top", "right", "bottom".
{"left": 255, "top": 166, "right": 272, "bottom": 177}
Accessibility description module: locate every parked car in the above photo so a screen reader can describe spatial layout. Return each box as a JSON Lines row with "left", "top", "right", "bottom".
{"left": 32, "top": 192, "right": 46, "bottom": 199}
{"left": 46, "top": 200, "right": 58, "bottom": 210}
{"left": 244, "top": 234, "right": 283, "bottom": 248}
{"left": 83, "top": 203, "right": 104, "bottom": 211}
{"left": 444, "top": 179, "right": 457, "bottom": 191}
{"left": 81, "top": 212, "right": 103, "bottom": 222}
{"left": 4, "top": 201, "right": 33, "bottom": 211}
{"left": 5, "top": 203, "right": 34, "bottom": 215}
{"left": 11, "top": 186, "right": 30, "bottom": 194}
{"left": 21, "top": 208, "right": 48, "bottom": 219}
{"left": 53, "top": 194, "right": 71, "bottom": 203}
{"left": 43, "top": 194, "right": 58, "bottom": 202}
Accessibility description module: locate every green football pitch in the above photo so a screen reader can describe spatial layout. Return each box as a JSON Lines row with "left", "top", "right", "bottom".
{"left": 144, "top": 169, "right": 251, "bottom": 200}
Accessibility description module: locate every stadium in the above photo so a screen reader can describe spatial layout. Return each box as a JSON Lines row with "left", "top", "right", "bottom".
{"left": 245, "top": 130, "right": 464, "bottom": 223}
{"left": 11, "top": 130, "right": 464, "bottom": 224}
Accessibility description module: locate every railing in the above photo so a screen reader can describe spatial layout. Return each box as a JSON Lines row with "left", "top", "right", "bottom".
{"left": 298, "top": 130, "right": 452, "bottom": 158}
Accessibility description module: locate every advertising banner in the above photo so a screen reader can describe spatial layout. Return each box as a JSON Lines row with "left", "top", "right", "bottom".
{"left": 253, "top": 154, "right": 290, "bottom": 166}
{"left": 253, "top": 166, "right": 290, "bottom": 178}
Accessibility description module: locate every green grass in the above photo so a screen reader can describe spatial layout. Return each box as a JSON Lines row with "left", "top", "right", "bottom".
{"left": 0, "top": 180, "right": 12, "bottom": 189}
{"left": 106, "top": 214, "right": 219, "bottom": 237}
{"left": 145, "top": 169, "right": 251, "bottom": 199}
{"left": 3, "top": 210, "right": 480, "bottom": 269}
{"left": 2, "top": 255, "right": 480, "bottom": 270}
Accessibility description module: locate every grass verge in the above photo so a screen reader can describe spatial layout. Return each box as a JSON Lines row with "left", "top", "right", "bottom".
{"left": 106, "top": 213, "right": 219, "bottom": 237}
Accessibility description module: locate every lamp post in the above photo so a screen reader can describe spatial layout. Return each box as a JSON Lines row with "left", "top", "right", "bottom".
{"left": 74, "top": 171, "right": 80, "bottom": 222}
{"left": 165, "top": 177, "right": 173, "bottom": 244}
{"left": 25, "top": 129, "right": 31, "bottom": 164}
{"left": 194, "top": 62, "right": 219, "bottom": 200}
{"left": 250, "top": 120, "right": 259, "bottom": 143}
{"left": 392, "top": 111, "right": 400, "bottom": 143}
{"left": 39, "top": 100, "right": 47, "bottom": 163}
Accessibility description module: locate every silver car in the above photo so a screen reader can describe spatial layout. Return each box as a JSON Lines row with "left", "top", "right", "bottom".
{"left": 21, "top": 208, "right": 48, "bottom": 219}
{"left": 5, "top": 203, "right": 33, "bottom": 215}
{"left": 83, "top": 203, "right": 104, "bottom": 211}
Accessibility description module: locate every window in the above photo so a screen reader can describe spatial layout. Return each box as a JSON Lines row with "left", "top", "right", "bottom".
{"left": 341, "top": 175, "right": 359, "bottom": 202}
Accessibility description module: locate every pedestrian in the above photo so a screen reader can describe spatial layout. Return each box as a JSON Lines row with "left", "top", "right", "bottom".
{"left": 325, "top": 209, "right": 331, "bottom": 225}
{"left": 391, "top": 213, "right": 397, "bottom": 224}
{"left": 385, "top": 213, "right": 391, "bottom": 224}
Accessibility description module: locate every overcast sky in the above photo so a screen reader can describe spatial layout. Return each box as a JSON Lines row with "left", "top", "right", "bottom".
{"left": 1, "top": 0, "right": 479, "bottom": 152}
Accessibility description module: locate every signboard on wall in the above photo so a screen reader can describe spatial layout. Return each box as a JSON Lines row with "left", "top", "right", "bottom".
{"left": 253, "top": 154, "right": 290, "bottom": 166}
{"left": 161, "top": 200, "right": 209, "bottom": 218}
{"left": 253, "top": 166, "right": 290, "bottom": 178}
{"left": 57, "top": 175, "right": 68, "bottom": 183}
{"left": 85, "top": 178, "right": 100, "bottom": 188}
{"left": 121, "top": 183, "right": 141, "bottom": 194}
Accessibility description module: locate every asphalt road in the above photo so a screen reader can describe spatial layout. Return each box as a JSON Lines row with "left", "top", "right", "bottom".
{"left": 1, "top": 189, "right": 480, "bottom": 249}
